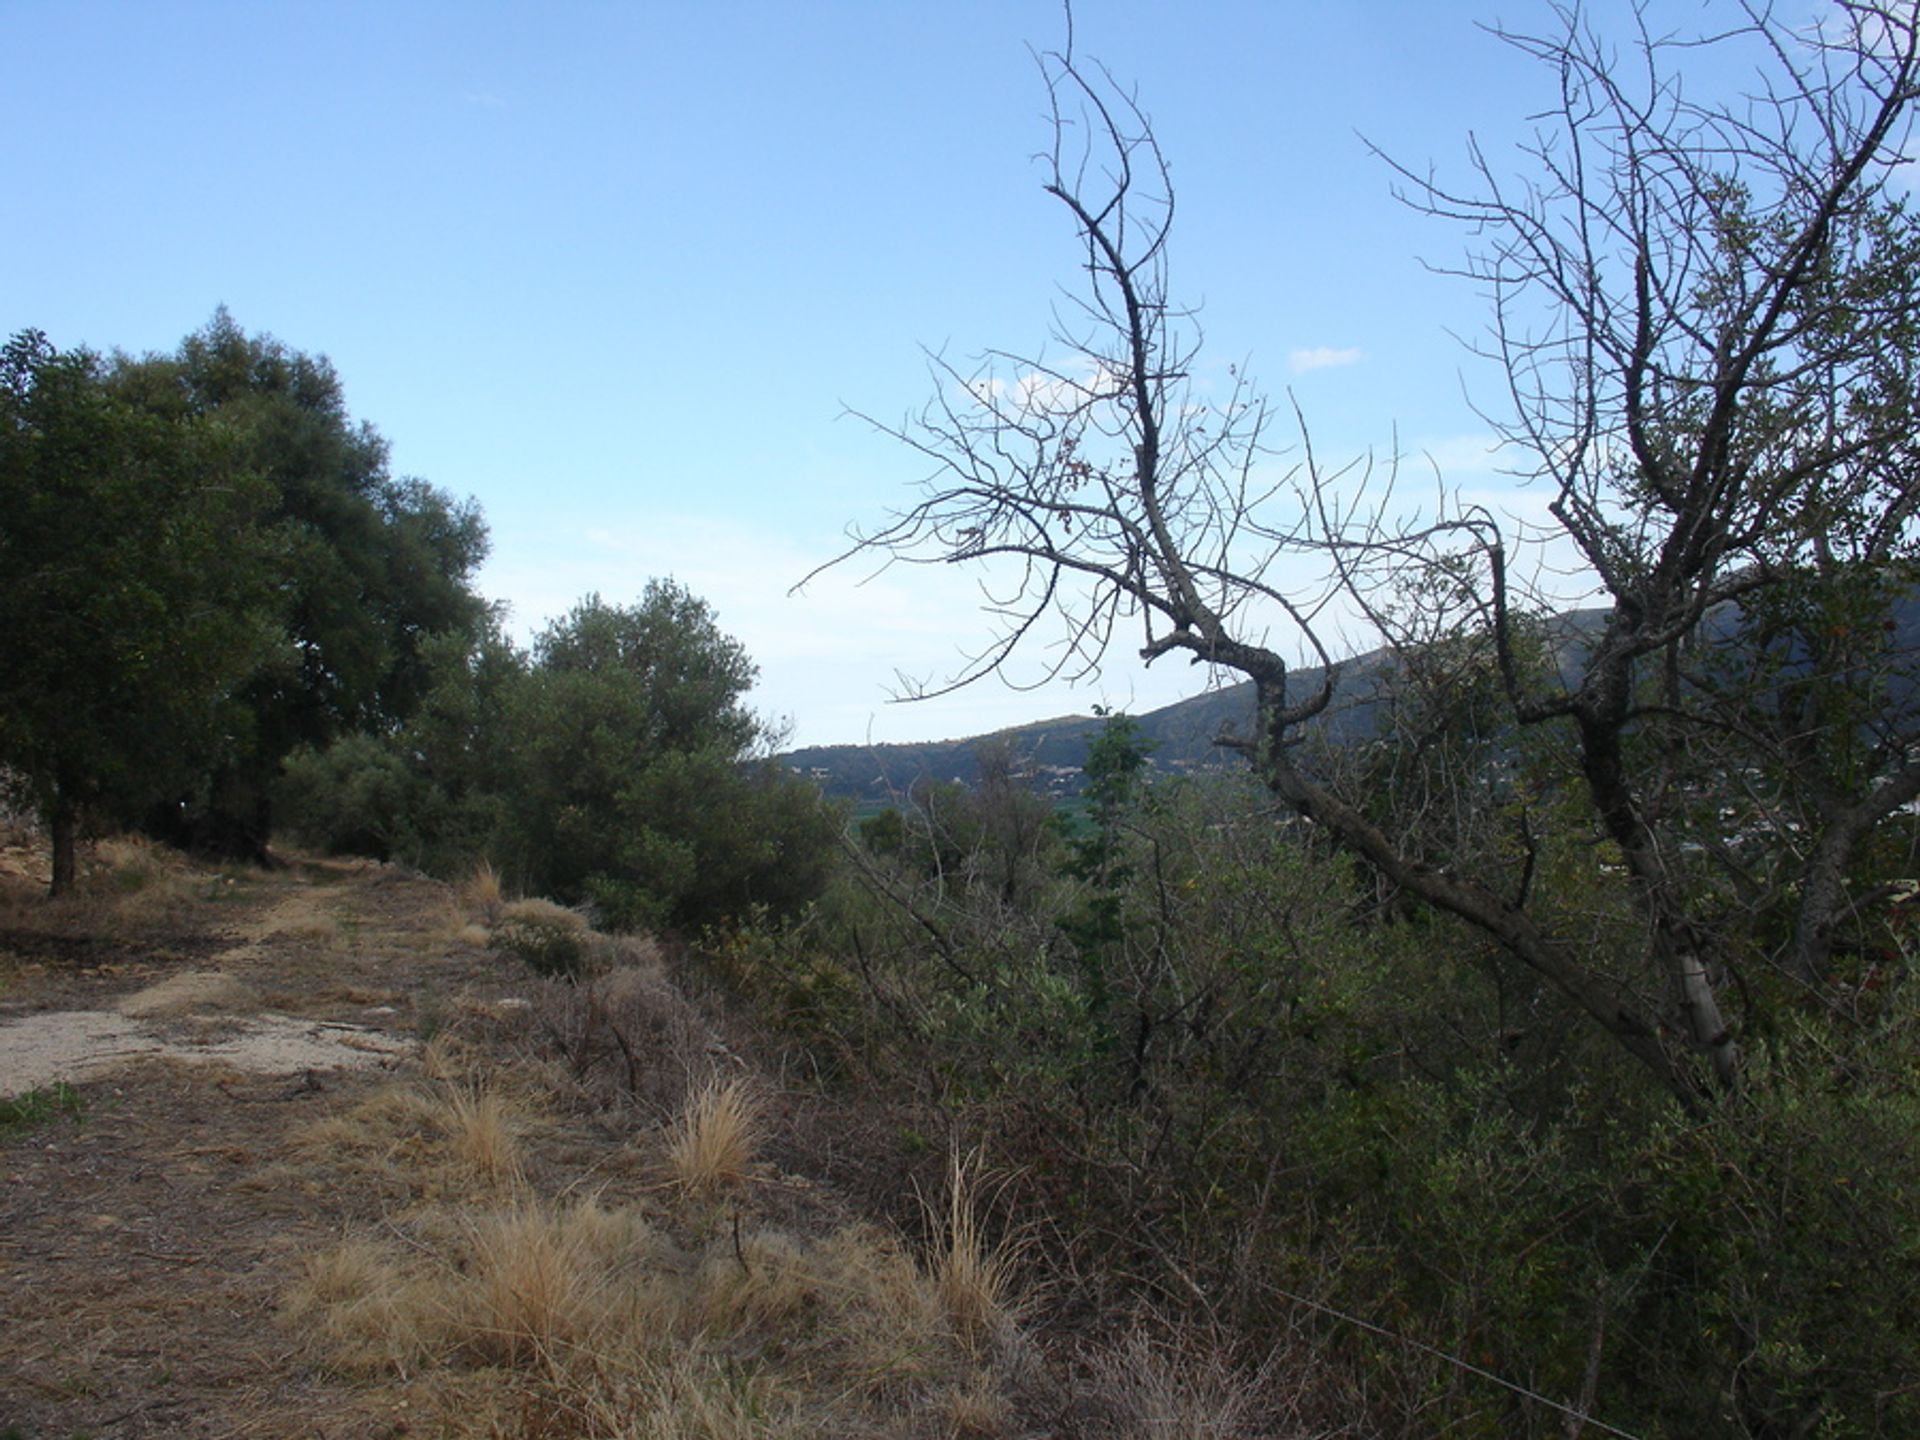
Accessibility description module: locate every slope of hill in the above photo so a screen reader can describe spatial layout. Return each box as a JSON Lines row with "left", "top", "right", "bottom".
{"left": 0, "top": 833, "right": 1302, "bottom": 1437}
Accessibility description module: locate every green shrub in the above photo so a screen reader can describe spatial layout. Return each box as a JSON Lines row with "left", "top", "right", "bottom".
{"left": 491, "top": 899, "right": 594, "bottom": 980}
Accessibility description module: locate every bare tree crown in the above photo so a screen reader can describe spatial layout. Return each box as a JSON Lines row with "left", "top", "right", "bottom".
{"left": 816, "top": 2, "right": 1920, "bottom": 1104}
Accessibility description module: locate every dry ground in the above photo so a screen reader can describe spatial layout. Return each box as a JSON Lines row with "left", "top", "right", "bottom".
{"left": 0, "top": 836, "right": 1303, "bottom": 1440}
{"left": 0, "top": 846, "right": 541, "bottom": 1438}
{"left": 0, "top": 843, "right": 1052, "bottom": 1440}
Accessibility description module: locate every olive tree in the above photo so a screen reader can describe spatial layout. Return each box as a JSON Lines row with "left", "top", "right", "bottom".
{"left": 816, "top": 4, "right": 1920, "bottom": 1104}
{"left": 0, "top": 332, "right": 275, "bottom": 892}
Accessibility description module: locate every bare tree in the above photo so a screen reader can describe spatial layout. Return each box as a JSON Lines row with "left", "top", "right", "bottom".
{"left": 813, "top": 3, "right": 1920, "bottom": 1104}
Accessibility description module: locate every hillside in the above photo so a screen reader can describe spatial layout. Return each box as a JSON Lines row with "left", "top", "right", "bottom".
{"left": 0, "top": 831, "right": 1295, "bottom": 1439}
{"left": 782, "top": 609, "right": 1615, "bottom": 804}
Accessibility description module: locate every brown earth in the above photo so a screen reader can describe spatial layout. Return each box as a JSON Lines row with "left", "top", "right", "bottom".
{"left": 0, "top": 851, "right": 613, "bottom": 1439}
{"left": 0, "top": 837, "right": 1305, "bottom": 1440}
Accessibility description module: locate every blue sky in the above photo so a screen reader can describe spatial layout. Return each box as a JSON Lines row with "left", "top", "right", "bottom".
{"left": 7, "top": 1, "right": 1699, "bottom": 746}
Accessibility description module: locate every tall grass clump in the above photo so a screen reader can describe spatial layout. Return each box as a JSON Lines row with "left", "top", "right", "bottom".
{"left": 667, "top": 1076, "right": 762, "bottom": 1199}
{"left": 492, "top": 897, "right": 593, "bottom": 979}
{"left": 928, "top": 1146, "right": 1023, "bottom": 1349}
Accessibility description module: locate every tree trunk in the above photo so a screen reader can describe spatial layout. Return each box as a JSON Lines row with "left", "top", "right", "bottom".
{"left": 48, "top": 786, "right": 77, "bottom": 898}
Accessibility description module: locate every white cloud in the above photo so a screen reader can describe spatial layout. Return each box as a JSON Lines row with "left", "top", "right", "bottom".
{"left": 1288, "top": 346, "right": 1364, "bottom": 374}
{"left": 964, "top": 358, "right": 1116, "bottom": 417}
{"left": 481, "top": 507, "right": 1409, "bottom": 751}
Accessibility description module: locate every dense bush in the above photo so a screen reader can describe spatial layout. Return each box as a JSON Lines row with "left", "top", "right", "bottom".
{"left": 707, "top": 715, "right": 1920, "bottom": 1439}
{"left": 276, "top": 583, "right": 842, "bottom": 935}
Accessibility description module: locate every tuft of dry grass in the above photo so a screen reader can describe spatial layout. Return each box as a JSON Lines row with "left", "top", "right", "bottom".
{"left": 459, "top": 860, "right": 504, "bottom": 924}
{"left": 284, "top": 1238, "right": 439, "bottom": 1375}
{"left": 279, "top": 912, "right": 342, "bottom": 949}
{"left": 1079, "top": 1325, "right": 1276, "bottom": 1439}
{"left": 492, "top": 897, "right": 597, "bottom": 979}
{"left": 575, "top": 1350, "right": 804, "bottom": 1440}
{"left": 443, "top": 1085, "right": 524, "bottom": 1191}
{"left": 498, "top": 896, "right": 587, "bottom": 932}
{"left": 454, "top": 1200, "right": 656, "bottom": 1365}
{"left": 666, "top": 1076, "right": 762, "bottom": 1199}
{"left": 288, "top": 1194, "right": 1018, "bottom": 1435}
{"left": 421, "top": 1032, "right": 483, "bottom": 1083}
{"left": 928, "top": 1146, "right": 1024, "bottom": 1348}
{"left": 291, "top": 1075, "right": 537, "bottom": 1200}
{"left": 944, "top": 1369, "right": 1015, "bottom": 1436}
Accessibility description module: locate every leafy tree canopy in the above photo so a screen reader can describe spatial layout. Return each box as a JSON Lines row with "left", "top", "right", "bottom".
{"left": 134, "top": 310, "right": 491, "bottom": 855}
{"left": 0, "top": 330, "right": 277, "bottom": 891}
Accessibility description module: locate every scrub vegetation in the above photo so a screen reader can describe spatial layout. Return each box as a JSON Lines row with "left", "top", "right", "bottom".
{"left": 8, "top": 3, "right": 1920, "bottom": 1436}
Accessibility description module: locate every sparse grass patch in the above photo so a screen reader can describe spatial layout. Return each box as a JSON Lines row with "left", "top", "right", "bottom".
{"left": 667, "top": 1076, "right": 761, "bottom": 1199}
{"left": 279, "top": 912, "right": 342, "bottom": 949}
{"left": 0, "top": 1081, "right": 86, "bottom": 1140}
{"left": 0, "top": 830, "right": 210, "bottom": 938}
{"left": 92, "top": 833, "right": 170, "bottom": 893}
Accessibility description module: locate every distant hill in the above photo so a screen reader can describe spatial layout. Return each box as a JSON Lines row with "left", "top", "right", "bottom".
{"left": 779, "top": 608, "right": 1623, "bottom": 806}
{"left": 777, "top": 640, "right": 1425, "bottom": 807}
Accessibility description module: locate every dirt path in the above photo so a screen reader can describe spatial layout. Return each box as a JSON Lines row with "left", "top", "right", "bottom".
{"left": 0, "top": 856, "right": 528, "bottom": 1439}
{"left": 0, "top": 850, "right": 1094, "bottom": 1440}
{"left": 0, "top": 874, "right": 416, "bottom": 1096}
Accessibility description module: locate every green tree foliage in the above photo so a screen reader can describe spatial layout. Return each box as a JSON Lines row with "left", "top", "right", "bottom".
{"left": 140, "top": 310, "right": 490, "bottom": 857}
{"left": 279, "top": 581, "right": 841, "bottom": 934}
{"left": 519, "top": 587, "right": 840, "bottom": 930}
{"left": 0, "top": 330, "right": 276, "bottom": 892}
{"left": 747, "top": 758, "right": 1920, "bottom": 1435}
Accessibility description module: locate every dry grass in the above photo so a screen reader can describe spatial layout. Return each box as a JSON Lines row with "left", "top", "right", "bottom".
{"left": 532, "top": 960, "right": 707, "bottom": 1111}
{"left": 928, "top": 1146, "right": 1024, "bottom": 1348}
{"left": 455, "top": 1200, "right": 656, "bottom": 1365}
{"left": 0, "top": 830, "right": 214, "bottom": 938}
{"left": 498, "top": 896, "right": 588, "bottom": 933}
{"left": 443, "top": 1085, "right": 524, "bottom": 1190}
{"left": 277, "top": 912, "right": 342, "bottom": 949}
{"left": 667, "top": 1076, "right": 762, "bottom": 1198}
{"left": 292, "top": 1076, "right": 535, "bottom": 1200}
{"left": 290, "top": 1200, "right": 1016, "bottom": 1436}
{"left": 267, "top": 867, "right": 1037, "bottom": 1437}
{"left": 944, "top": 1369, "right": 1015, "bottom": 1436}
{"left": 284, "top": 1238, "right": 439, "bottom": 1375}
{"left": 1078, "top": 1325, "right": 1280, "bottom": 1439}
{"left": 459, "top": 860, "right": 504, "bottom": 924}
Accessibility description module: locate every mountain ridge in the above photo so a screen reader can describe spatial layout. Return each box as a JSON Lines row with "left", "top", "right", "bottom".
{"left": 779, "top": 607, "right": 1627, "bottom": 804}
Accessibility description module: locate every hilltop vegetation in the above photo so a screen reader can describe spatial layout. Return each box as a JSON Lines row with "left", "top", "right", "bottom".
{"left": 11, "top": 3, "right": 1920, "bottom": 1436}
{"left": 1, "top": 314, "right": 836, "bottom": 932}
{"left": 2, "top": 839, "right": 1309, "bottom": 1438}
